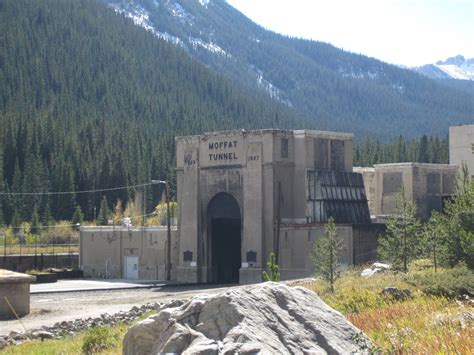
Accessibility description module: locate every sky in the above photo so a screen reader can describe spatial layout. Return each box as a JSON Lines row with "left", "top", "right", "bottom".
{"left": 226, "top": 0, "right": 474, "bottom": 66}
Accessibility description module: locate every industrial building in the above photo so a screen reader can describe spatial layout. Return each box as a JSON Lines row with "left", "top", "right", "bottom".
{"left": 80, "top": 226, "right": 178, "bottom": 280}
{"left": 449, "top": 124, "right": 474, "bottom": 178}
{"left": 354, "top": 163, "right": 457, "bottom": 220}
{"left": 175, "top": 129, "right": 379, "bottom": 284}
{"left": 80, "top": 127, "right": 469, "bottom": 284}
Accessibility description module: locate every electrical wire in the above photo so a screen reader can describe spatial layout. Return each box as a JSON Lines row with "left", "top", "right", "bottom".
{"left": 0, "top": 181, "right": 161, "bottom": 196}
{"left": 3, "top": 211, "right": 161, "bottom": 230}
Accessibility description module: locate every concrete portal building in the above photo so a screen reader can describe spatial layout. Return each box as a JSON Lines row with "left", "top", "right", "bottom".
{"left": 176, "top": 129, "right": 375, "bottom": 284}
{"left": 80, "top": 226, "right": 178, "bottom": 280}
{"left": 450, "top": 124, "right": 474, "bottom": 178}
{"left": 355, "top": 163, "right": 457, "bottom": 220}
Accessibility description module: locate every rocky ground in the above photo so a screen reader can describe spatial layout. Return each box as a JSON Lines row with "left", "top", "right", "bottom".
{"left": 123, "top": 282, "right": 373, "bottom": 354}
{"left": 0, "top": 284, "right": 234, "bottom": 350}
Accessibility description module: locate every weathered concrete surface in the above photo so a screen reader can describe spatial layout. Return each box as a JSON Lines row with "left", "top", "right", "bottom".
{"left": 0, "top": 270, "right": 35, "bottom": 319}
{"left": 123, "top": 282, "right": 372, "bottom": 354}
{"left": 449, "top": 124, "right": 474, "bottom": 177}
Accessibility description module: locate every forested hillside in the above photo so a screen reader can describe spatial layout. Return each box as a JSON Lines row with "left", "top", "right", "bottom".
{"left": 0, "top": 0, "right": 309, "bottom": 224}
{"left": 106, "top": 0, "right": 474, "bottom": 138}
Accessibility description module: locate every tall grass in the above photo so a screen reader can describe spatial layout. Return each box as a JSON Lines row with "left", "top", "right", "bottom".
{"left": 308, "top": 264, "right": 474, "bottom": 353}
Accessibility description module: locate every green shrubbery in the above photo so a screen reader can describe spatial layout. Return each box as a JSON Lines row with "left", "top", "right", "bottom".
{"left": 407, "top": 264, "right": 474, "bottom": 298}
{"left": 81, "top": 326, "right": 119, "bottom": 354}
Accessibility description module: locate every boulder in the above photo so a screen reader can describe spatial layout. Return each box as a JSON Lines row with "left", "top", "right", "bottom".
{"left": 361, "top": 262, "right": 391, "bottom": 277}
{"left": 123, "top": 282, "right": 372, "bottom": 354}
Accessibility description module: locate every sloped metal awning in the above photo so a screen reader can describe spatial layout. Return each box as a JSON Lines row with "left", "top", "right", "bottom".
{"left": 307, "top": 170, "right": 371, "bottom": 224}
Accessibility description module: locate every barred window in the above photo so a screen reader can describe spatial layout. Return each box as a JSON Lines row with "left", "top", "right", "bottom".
{"left": 281, "top": 138, "right": 289, "bottom": 158}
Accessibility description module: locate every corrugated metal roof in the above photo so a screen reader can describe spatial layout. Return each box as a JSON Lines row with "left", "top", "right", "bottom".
{"left": 307, "top": 171, "right": 371, "bottom": 224}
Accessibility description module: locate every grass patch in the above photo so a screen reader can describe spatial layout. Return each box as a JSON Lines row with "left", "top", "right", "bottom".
{"left": 307, "top": 263, "right": 474, "bottom": 353}
{"left": 2, "top": 310, "right": 155, "bottom": 355}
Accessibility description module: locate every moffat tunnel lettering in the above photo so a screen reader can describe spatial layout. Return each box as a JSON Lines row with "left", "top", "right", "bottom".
{"left": 208, "top": 140, "right": 238, "bottom": 161}
{"left": 208, "top": 141, "right": 238, "bottom": 150}
{"left": 209, "top": 152, "right": 238, "bottom": 161}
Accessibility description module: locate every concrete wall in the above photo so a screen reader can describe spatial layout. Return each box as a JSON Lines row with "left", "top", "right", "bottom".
{"left": 450, "top": 125, "right": 474, "bottom": 178}
{"left": 275, "top": 223, "right": 380, "bottom": 280}
{"left": 279, "top": 224, "right": 353, "bottom": 280}
{"left": 353, "top": 167, "right": 376, "bottom": 215}
{"left": 372, "top": 163, "right": 457, "bottom": 220}
{"left": 353, "top": 224, "right": 385, "bottom": 264}
{"left": 0, "top": 271, "right": 35, "bottom": 319}
{"left": 80, "top": 227, "right": 178, "bottom": 280}
{"left": 0, "top": 253, "right": 78, "bottom": 273}
{"left": 176, "top": 129, "right": 355, "bottom": 284}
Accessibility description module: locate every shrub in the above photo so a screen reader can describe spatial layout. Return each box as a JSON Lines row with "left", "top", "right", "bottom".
{"left": 81, "top": 326, "right": 118, "bottom": 354}
{"left": 406, "top": 264, "right": 474, "bottom": 298}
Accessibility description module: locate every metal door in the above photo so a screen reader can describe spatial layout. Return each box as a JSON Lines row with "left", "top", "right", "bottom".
{"left": 124, "top": 256, "right": 139, "bottom": 279}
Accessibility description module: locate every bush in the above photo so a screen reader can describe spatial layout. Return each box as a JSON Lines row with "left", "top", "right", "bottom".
{"left": 81, "top": 326, "right": 119, "bottom": 354}
{"left": 406, "top": 265, "right": 474, "bottom": 298}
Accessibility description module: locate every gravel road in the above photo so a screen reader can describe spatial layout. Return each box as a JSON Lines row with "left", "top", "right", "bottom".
{"left": 0, "top": 284, "right": 235, "bottom": 336}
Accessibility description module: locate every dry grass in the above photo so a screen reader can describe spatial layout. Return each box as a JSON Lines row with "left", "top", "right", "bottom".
{"left": 2, "top": 311, "right": 155, "bottom": 355}
{"left": 307, "top": 265, "right": 474, "bottom": 353}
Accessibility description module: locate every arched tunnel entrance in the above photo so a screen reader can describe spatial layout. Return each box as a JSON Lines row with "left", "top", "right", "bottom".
{"left": 207, "top": 192, "right": 241, "bottom": 283}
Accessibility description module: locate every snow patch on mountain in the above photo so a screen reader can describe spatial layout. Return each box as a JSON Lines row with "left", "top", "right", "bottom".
{"left": 413, "top": 56, "right": 474, "bottom": 81}
{"left": 436, "top": 64, "right": 473, "bottom": 80}
{"left": 338, "top": 67, "right": 379, "bottom": 80}
{"left": 198, "top": 0, "right": 210, "bottom": 7}
{"left": 189, "top": 37, "right": 230, "bottom": 57}
{"left": 164, "top": 0, "right": 193, "bottom": 25}
{"left": 110, "top": 3, "right": 154, "bottom": 32}
{"left": 249, "top": 66, "right": 292, "bottom": 106}
{"left": 109, "top": 2, "right": 185, "bottom": 48}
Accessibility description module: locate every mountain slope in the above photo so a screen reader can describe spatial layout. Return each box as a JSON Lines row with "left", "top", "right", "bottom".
{"left": 414, "top": 55, "right": 474, "bottom": 81}
{"left": 0, "top": 0, "right": 308, "bottom": 223}
{"left": 105, "top": 0, "right": 474, "bottom": 138}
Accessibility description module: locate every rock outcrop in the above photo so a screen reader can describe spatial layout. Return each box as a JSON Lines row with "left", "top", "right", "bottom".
{"left": 123, "top": 282, "right": 372, "bottom": 354}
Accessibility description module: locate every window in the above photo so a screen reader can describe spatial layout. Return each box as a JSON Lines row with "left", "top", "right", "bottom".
{"left": 281, "top": 138, "right": 289, "bottom": 158}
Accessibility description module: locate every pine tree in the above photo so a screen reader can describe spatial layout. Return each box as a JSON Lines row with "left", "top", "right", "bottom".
{"left": 378, "top": 186, "right": 422, "bottom": 272}
{"left": 97, "top": 196, "right": 110, "bottom": 226}
{"left": 418, "top": 134, "right": 429, "bottom": 163}
{"left": 312, "top": 217, "right": 343, "bottom": 292}
{"left": 441, "top": 163, "right": 474, "bottom": 268}
{"left": 30, "top": 205, "right": 41, "bottom": 235}
{"left": 72, "top": 204, "right": 84, "bottom": 228}
{"left": 42, "top": 201, "right": 53, "bottom": 228}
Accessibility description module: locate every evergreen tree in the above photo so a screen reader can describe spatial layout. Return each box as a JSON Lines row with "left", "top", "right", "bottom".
{"left": 30, "top": 205, "right": 41, "bottom": 235}
{"left": 11, "top": 209, "right": 21, "bottom": 234}
{"left": 72, "top": 204, "right": 84, "bottom": 228}
{"left": 312, "top": 217, "right": 342, "bottom": 292}
{"left": 97, "top": 196, "right": 110, "bottom": 226}
{"left": 42, "top": 201, "right": 53, "bottom": 227}
{"left": 418, "top": 135, "right": 429, "bottom": 163}
{"left": 378, "top": 186, "right": 422, "bottom": 272}
{"left": 441, "top": 164, "right": 474, "bottom": 268}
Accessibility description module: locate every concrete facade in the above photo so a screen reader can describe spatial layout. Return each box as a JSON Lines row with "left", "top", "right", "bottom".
{"left": 356, "top": 163, "right": 457, "bottom": 220}
{"left": 450, "top": 124, "right": 474, "bottom": 178}
{"left": 80, "top": 227, "right": 178, "bottom": 280}
{"left": 0, "top": 270, "right": 35, "bottom": 319}
{"left": 176, "top": 129, "right": 373, "bottom": 284}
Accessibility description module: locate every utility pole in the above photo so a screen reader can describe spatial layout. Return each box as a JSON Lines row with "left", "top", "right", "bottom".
{"left": 275, "top": 181, "right": 282, "bottom": 265}
{"left": 151, "top": 180, "right": 171, "bottom": 281}
{"left": 165, "top": 182, "right": 171, "bottom": 281}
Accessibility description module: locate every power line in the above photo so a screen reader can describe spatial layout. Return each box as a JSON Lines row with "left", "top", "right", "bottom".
{"left": 4, "top": 211, "right": 160, "bottom": 230}
{"left": 0, "top": 182, "right": 159, "bottom": 196}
